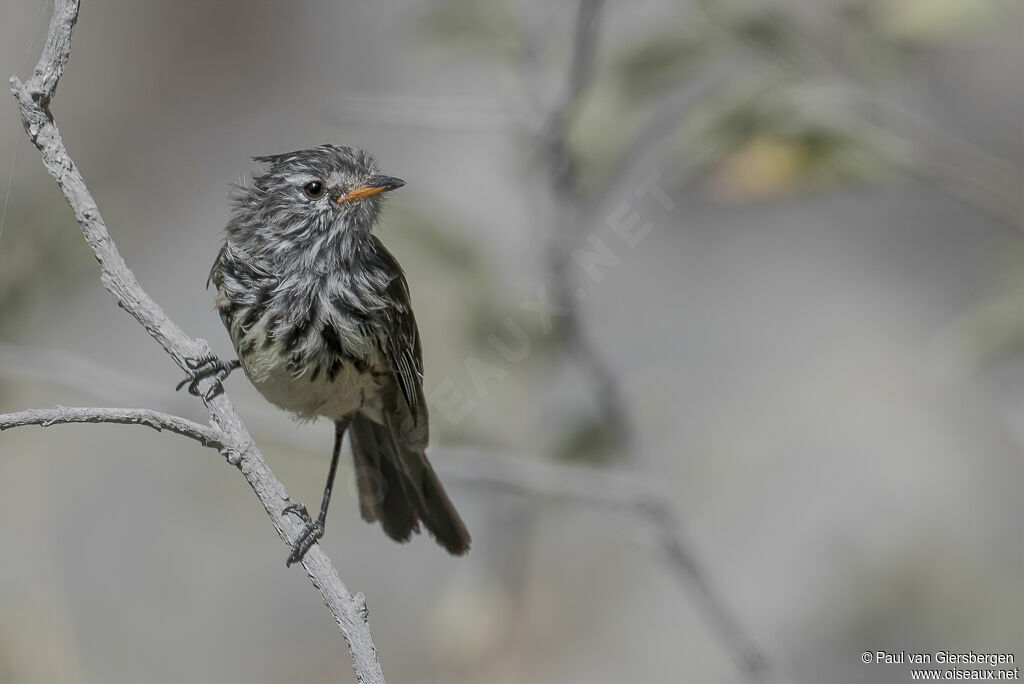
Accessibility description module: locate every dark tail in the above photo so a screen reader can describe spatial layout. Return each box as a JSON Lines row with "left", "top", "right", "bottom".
{"left": 348, "top": 413, "right": 470, "bottom": 555}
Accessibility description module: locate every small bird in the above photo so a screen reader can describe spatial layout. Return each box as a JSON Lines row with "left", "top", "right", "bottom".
{"left": 183, "top": 144, "right": 470, "bottom": 565}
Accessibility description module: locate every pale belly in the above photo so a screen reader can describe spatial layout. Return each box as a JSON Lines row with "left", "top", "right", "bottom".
{"left": 240, "top": 342, "right": 387, "bottom": 422}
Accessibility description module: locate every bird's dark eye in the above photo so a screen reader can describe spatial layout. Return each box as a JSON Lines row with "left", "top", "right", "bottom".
{"left": 303, "top": 181, "right": 324, "bottom": 198}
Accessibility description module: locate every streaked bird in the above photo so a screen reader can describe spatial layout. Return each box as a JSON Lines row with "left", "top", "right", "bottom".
{"left": 182, "top": 144, "right": 470, "bottom": 565}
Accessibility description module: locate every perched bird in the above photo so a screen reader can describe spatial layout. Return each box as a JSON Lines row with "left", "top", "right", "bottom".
{"left": 183, "top": 144, "right": 470, "bottom": 565}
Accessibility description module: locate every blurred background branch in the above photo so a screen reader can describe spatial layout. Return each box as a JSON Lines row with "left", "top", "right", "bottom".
{"left": 536, "top": 0, "right": 635, "bottom": 453}
{"left": 442, "top": 448, "right": 770, "bottom": 679}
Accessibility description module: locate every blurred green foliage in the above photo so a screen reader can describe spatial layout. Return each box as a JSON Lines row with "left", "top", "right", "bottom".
{"left": 417, "top": 0, "right": 1016, "bottom": 205}
{"left": 612, "top": 27, "right": 709, "bottom": 98}
{"left": 389, "top": 202, "right": 500, "bottom": 343}
{"left": 416, "top": 0, "right": 523, "bottom": 62}
{"left": 871, "top": 0, "right": 1011, "bottom": 43}
{"left": 552, "top": 416, "right": 623, "bottom": 464}
{"left": 415, "top": 0, "right": 1022, "bottom": 457}
{"left": 684, "top": 78, "right": 895, "bottom": 201}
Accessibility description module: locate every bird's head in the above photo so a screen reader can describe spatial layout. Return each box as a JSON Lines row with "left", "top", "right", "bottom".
{"left": 228, "top": 144, "right": 404, "bottom": 266}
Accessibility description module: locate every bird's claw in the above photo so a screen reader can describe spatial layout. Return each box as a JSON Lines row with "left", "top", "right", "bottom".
{"left": 176, "top": 354, "right": 239, "bottom": 401}
{"left": 283, "top": 503, "right": 324, "bottom": 566}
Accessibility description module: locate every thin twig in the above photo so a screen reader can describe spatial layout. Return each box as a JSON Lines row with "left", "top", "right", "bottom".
{"left": 0, "top": 406, "right": 224, "bottom": 450}
{"left": 863, "top": 89, "right": 1022, "bottom": 229}
{"left": 7, "top": 2, "right": 384, "bottom": 681}
{"left": 556, "top": 0, "right": 603, "bottom": 121}
{"left": 439, "top": 448, "right": 661, "bottom": 507}
{"left": 539, "top": 0, "right": 634, "bottom": 446}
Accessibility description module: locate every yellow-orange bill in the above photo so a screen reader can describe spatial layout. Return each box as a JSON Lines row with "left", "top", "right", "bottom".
{"left": 338, "top": 185, "right": 389, "bottom": 203}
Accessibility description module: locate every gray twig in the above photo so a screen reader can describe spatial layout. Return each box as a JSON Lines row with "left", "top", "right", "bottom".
{"left": 0, "top": 406, "right": 224, "bottom": 449}
{"left": 538, "top": 0, "right": 633, "bottom": 446}
{"left": 7, "top": 1, "right": 385, "bottom": 681}
{"left": 862, "top": 89, "right": 1023, "bottom": 229}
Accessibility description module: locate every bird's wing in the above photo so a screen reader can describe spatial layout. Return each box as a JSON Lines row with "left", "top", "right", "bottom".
{"left": 376, "top": 243, "right": 429, "bottom": 450}
{"left": 207, "top": 243, "right": 227, "bottom": 289}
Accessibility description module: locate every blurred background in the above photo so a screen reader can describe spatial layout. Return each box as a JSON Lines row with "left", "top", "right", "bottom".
{"left": 0, "top": 1, "right": 1021, "bottom": 682}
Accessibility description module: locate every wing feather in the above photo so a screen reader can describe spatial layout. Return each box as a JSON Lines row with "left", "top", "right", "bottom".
{"left": 373, "top": 240, "right": 429, "bottom": 448}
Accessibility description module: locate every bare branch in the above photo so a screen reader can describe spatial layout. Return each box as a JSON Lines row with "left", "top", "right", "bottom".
{"left": 641, "top": 500, "right": 769, "bottom": 680}
{"left": 539, "top": 0, "right": 604, "bottom": 194}
{"left": 537, "top": 0, "right": 634, "bottom": 446}
{"left": 8, "top": 1, "right": 384, "bottom": 680}
{"left": 861, "top": 88, "right": 1023, "bottom": 229}
{"left": 556, "top": 0, "right": 604, "bottom": 122}
{"left": 439, "top": 448, "right": 659, "bottom": 508}
{"left": 0, "top": 406, "right": 224, "bottom": 450}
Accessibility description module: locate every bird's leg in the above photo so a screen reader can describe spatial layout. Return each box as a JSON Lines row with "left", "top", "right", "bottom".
{"left": 176, "top": 355, "right": 240, "bottom": 401}
{"left": 283, "top": 417, "right": 351, "bottom": 566}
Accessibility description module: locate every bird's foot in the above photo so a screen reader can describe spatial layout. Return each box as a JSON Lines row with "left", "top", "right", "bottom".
{"left": 176, "top": 354, "right": 240, "bottom": 401}
{"left": 283, "top": 502, "right": 325, "bottom": 567}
